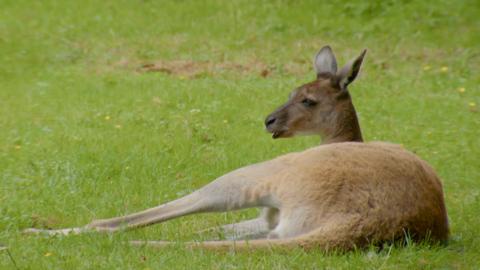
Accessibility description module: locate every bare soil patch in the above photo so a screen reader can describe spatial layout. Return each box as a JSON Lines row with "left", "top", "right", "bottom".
{"left": 133, "top": 59, "right": 308, "bottom": 78}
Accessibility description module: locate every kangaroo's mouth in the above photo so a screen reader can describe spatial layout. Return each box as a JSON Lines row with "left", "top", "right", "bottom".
{"left": 270, "top": 129, "right": 290, "bottom": 139}
{"left": 272, "top": 131, "right": 282, "bottom": 139}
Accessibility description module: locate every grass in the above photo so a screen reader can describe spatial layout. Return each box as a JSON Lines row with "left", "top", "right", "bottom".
{"left": 1, "top": 0, "right": 479, "bottom": 269}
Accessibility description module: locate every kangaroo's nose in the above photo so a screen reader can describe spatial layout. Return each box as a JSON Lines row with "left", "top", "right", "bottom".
{"left": 265, "top": 115, "right": 276, "bottom": 128}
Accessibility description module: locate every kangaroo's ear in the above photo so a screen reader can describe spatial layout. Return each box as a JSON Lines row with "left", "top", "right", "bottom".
{"left": 314, "top": 46, "right": 338, "bottom": 76}
{"left": 337, "top": 49, "right": 367, "bottom": 89}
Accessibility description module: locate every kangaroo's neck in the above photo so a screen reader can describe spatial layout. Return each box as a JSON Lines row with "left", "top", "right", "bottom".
{"left": 321, "top": 101, "right": 363, "bottom": 145}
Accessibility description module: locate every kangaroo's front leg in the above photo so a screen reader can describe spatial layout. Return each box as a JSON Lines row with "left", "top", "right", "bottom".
{"left": 24, "top": 168, "right": 279, "bottom": 236}
{"left": 201, "top": 207, "right": 280, "bottom": 240}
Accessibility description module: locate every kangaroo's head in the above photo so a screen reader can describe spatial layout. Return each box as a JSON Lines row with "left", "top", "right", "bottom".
{"left": 265, "top": 46, "right": 366, "bottom": 144}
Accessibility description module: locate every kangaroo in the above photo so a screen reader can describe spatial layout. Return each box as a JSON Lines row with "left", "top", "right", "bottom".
{"left": 25, "top": 46, "right": 449, "bottom": 252}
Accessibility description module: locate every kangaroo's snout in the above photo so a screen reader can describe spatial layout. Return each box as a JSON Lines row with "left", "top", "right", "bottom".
{"left": 265, "top": 115, "right": 276, "bottom": 129}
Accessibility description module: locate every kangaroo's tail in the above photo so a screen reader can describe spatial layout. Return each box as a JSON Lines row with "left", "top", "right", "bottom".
{"left": 130, "top": 237, "right": 314, "bottom": 251}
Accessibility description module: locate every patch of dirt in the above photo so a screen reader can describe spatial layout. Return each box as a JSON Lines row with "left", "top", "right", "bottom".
{"left": 132, "top": 59, "right": 309, "bottom": 78}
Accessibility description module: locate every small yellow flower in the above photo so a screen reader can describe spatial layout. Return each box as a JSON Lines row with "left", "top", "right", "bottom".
{"left": 105, "top": 116, "right": 111, "bottom": 121}
{"left": 440, "top": 66, "right": 449, "bottom": 72}
{"left": 469, "top": 102, "right": 476, "bottom": 107}
{"left": 457, "top": 87, "right": 466, "bottom": 93}
{"left": 44, "top": 252, "right": 53, "bottom": 257}
{"left": 14, "top": 145, "right": 21, "bottom": 149}
{"left": 178, "top": 76, "right": 187, "bottom": 80}
{"left": 115, "top": 124, "right": 122, "bottom": 129}
{"left": 223, "top": 120, "right": 228, "bottom": 124}
{"left": 152, "top": 97, "right": 162, "bottom": 104}
{"left": 422, "top": 65, "right": 431, "bottom": 71}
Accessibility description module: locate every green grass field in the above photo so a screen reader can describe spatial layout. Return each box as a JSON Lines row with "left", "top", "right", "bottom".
{"left": 1, "top": 0, "right": 479, "bottom": 269}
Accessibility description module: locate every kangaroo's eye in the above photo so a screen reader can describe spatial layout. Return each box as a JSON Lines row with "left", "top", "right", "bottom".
{"left": 301, "top": 98, "right": 317, "bottom": 107}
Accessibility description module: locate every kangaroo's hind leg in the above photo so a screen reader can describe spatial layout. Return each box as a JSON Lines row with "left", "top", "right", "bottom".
{"left": 24, "top": 168, "right": 279, "bottom": 236}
